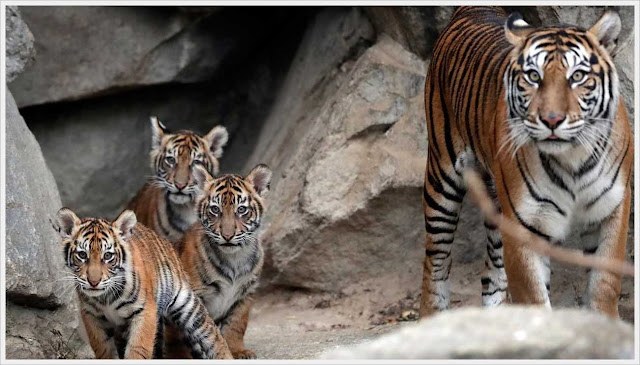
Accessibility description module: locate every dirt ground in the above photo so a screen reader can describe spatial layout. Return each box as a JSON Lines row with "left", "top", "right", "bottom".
{"left": 245, "top": 258, "right": 635, "bottom": 359}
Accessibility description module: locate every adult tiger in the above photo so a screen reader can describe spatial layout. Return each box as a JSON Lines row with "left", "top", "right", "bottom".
{"left": 421, "top": 6, "right": 632, "bottom": 319}
{"left": 52, "top": 208, "right": 232, "bottom": 359}
{"left": 127, "top": 116, "right": 228, "bottom": 243}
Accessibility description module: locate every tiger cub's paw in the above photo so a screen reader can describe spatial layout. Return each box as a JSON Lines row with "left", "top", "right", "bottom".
{"left": 232, "top": 349, "right": 257, "bottom": 359}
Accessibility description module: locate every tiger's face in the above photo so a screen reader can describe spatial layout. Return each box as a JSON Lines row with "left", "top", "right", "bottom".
{"left": 53, "top": 208, "right": 137, "bottom": 297}
{"left": 149, "top": 116, "right": 229, "bottom": 205}
{"left": 192, "top": 164, "right": 272, "bottom": 254}
{"left": 504, "top": 11, "right": 621, "bottom": 155}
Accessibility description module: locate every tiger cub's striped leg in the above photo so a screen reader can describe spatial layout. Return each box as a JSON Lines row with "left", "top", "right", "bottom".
{"left": 122, "top": 301, "right": 158, "bottom": 359}
{"left": 420, "top": 155, "right": 466, "bottom": 317}
{"left": 80, "top": 311, "right": 118, "bottom": 359}
{"left": 482, "top": 220, "right": 508, "bottom": 306}
{"left": 220, "top": 299, "right": 255, "bottom": 359}
{"left": 168, "top": 290, "right": 232, "bottom": 359}
{"left": 586, "top": 188, "right": 631, "bottom": 319}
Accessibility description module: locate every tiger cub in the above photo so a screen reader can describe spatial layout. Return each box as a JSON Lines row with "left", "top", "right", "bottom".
{"left": 128, "top": 116, "right": 229, "bottom": 243}
{"left": 53, "top": 208, "right": 232, "bottom": 359}
{"left": 421, "top": 7, "right": 632, "bottom": 318}
{"left": 165, "top": 164, "right": 272, "bottom": 359}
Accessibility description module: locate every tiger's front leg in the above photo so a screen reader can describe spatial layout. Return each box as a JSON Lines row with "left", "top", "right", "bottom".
{"left": 586, "top": 188, "right": 631, "bottom": 319}
{"left": 80, "top": 311, "right": 118, "bottom": 359}
{"left": 220, "top": 299, "right": 255, "bottom": 359}
{"left": 123, "top": 300, "right": 158, "bottom": 359}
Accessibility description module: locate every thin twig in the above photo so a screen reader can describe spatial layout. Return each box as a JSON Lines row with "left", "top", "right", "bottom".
{"left": 462, "top": 168, "right": 634, "bottom": 277}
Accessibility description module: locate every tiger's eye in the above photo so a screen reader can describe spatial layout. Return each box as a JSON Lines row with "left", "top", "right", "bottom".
{"left": 237, "top": 206, "right": 247, "bottom": 215}
{"left": 77, "top": 251, "right": 88, "bottom": 260}
{"left": 571, "top": 71, "right": 585, "bottom": 82}
{"left": 103, "top": 252, "right": 113, "bottom": 261}
{"left": 165, "top": 156, "right": 176, "bottom": 165}
{"left": 210, "top": 205, "right": 220, "bottom": 215}
{"left": 527, "top": 70, "right": 540, "bottom": 82}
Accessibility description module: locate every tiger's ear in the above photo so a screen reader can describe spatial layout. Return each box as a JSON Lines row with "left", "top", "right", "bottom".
{"left": 205, "top": 125, "right": 228, "bottom": 159}
{"left": 246, "top": 164, "right": 272, "bottom": 196}
{"left": 54, "top": 207, "right": 81, "bottom": 240}
{"left": 588, "top": 10, "right": 621, "bottom": 53}
{"left": 150, "top": 116, "right": 167, "bottom": 151}
{"left": 505, "top": 12, "right": 535, "bottom": 46}
{"left": 113, "top": 210, "right": 137, "bottom": 241}
{"left": 192, "top": 163, "right": 213, "bottom": 193}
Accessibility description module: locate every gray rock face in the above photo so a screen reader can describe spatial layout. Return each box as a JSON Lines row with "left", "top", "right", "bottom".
{"left": 5, "top": 6, "right": 35, "bottom": 82}
{"left": 20, "top": 9, "right": 311, "bottom": 219}
{"left": 5, "top": 88, "right": 67, "bottom": 307}
{"left": 323, "top": 306, "right": 634, "bottom": 359}
{"left": 246, "top": 27, "right": 428, "bottom": 290}
{"left": 365, "top": 6, "right": 455, "bottom": 58}
{"left": 5, "top": 88, "right": 91, "bottom": 358}
{"left": 9, "top": 7, "right": 291, "bottom": 107}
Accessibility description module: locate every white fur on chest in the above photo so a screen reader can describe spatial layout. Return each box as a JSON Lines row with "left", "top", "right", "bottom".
{"left": 202, "top": 276, "right": 252, "bottom": 321}
{"left": 516, "top": 152, "right": 625, "bottom": 242}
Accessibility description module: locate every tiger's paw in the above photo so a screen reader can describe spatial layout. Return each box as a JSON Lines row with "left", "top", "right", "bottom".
{"left": 232, "top": 349, "right": 257, "bottom": 359}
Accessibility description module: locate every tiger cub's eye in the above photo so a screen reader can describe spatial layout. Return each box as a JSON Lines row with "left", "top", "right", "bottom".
{"left": 210, "top": 205, "right": 221, "bottom": 215}
{"left": 237, "top": 206, "right": 247, "bottom": 215}
{"left": 103, "top": 252, "right": 113, "bottom": 261}
{"left": 165, "top": 156, "right": 176, "bottom": 165}
{"left": 526, "top": 70, "right": 541, "bottom": 82}
{"left": 77, "top": 251, "right": 88, "bottom": 260}
{"left": 571, "top": 71, "right": 585, "bottom": 82}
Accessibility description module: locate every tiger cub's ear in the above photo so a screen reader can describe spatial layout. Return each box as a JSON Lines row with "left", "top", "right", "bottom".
{"left": 588, "top": 10, "right": 621, "bottom": 53}
{"left": 54, "top": 207, "right": 81, "bottom": 240}
{"left": 114, "top": 210, "right": 137, "bottom": 241}
{"left": 192, "top": 164, "right": 213, "bottom": 193}
{"left": 205, "top": 125, "right": 228, "bottom": 159}
{"left": 246, "top": 164, "right": 272, "bottom": 197}
{"left": 150, "top": 116, "right": 167, "bottom": 151}
{"left": 505, "top": 12, "right": 535, "bottom": 47}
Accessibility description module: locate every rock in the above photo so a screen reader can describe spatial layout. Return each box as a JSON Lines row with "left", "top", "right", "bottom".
{"left": 6, "top": 88, "right": 92, "bottom": 358}
{"left": 20, "top": 9, "right": 313, "bottom": 218}
{"left": 323, "top": 306, "right": 634, "bottom": 359}
{"left": 246, "top": 25, "right": 429, "bottom": 290}
{"left": 8, "top": 7, "right": 293, "bottom": 107}
{"left": 5, "top": 302, "right": 93, "bottom": 359}
{"left": 364, "top": 7, "right": 455, "bottom": 59}
{"left": 5, "top": 6, "right": 35, "bottom": 82}
{"left": 5, "top": 88, "right": 67, "bottom": 307}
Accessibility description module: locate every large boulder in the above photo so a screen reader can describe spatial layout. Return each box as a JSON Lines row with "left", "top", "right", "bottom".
{"left": 5, "top": 88, "right": 67, "bottom": 307}
{"left": 5, "top": 6, "right": 35, "bottom": 82}
{"left": 8, "top": 6, "right": 294, "bottom": 107}
{"left": 245, "top": 25, "right": 431, "bottom": 290}
{"left": 5, "top": 88, "right": 91, "bottom": 358}
{"left": 323, "top": 306, "right": 634, "bottom": 359}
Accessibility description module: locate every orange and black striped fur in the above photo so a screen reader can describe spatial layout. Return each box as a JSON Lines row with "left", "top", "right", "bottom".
{"left": 165, "top": 164, "right": 272, "bottom": 359}
{"left": 53, "top": 208, "right": 232, "bottom": 359}
{"left": 128, "top": 116, "right": 228, "bottom": 243}
{"left": 421, "top": 7, "right": 632, "bottom": 318}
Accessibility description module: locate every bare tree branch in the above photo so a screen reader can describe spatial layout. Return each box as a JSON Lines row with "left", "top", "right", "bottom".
{"left": 462, "top": 168, "right": 634, "bottom": 277}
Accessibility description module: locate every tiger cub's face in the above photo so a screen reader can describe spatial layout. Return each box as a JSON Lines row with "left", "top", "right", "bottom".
{"left": 53, "top": 208, "right": 137, "bottom": 298}
{"left": 192, "top": 164, "right": 272, "bottom": 254}
{"left": 504, "top": 11, "right": 621, "bottom": 155}
{"left": 150, "top": 117, "right": 229, "bottom": 205}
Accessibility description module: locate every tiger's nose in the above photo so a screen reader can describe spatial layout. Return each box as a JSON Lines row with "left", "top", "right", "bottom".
{"left": 175, "top": 182, "right": 187, "bottom": 190}
{"left": 222, "top": 233, "right": 234, "bottom": 242}
{"left": 88, "top": 278, "right": 101, "bottom": 287}
{"left": 540, "top": 113, "right": 565, "bottom": 129}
